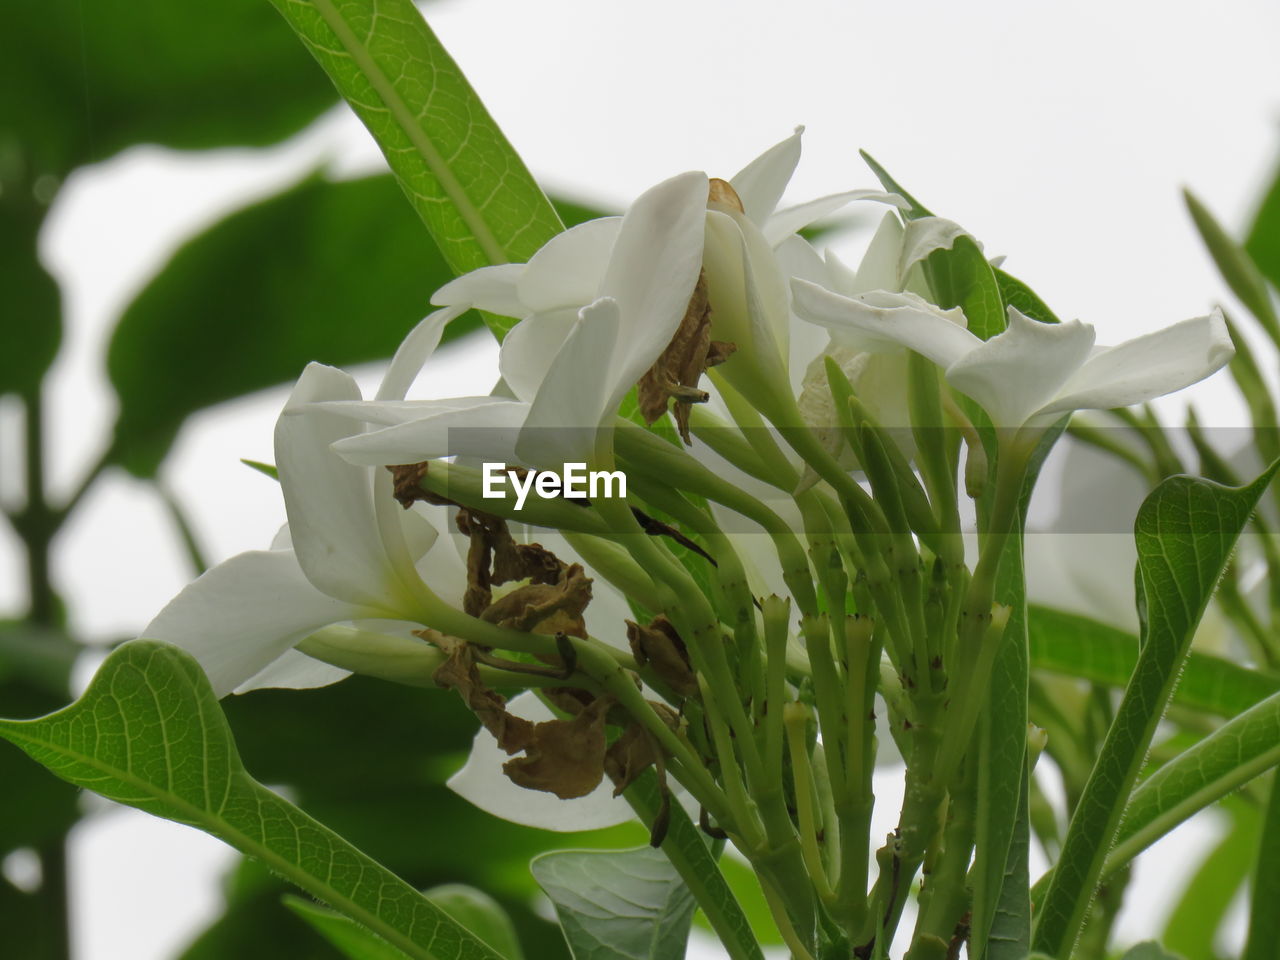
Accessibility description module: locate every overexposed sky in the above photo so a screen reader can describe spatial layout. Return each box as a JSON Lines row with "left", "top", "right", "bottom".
{"left": 3, "top": 0, "right": 1279, "bottom": 956}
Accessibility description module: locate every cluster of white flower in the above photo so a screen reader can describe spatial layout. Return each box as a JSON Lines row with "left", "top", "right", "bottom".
{"left": 143, "top": 129, "right": 1233, "bottom": 834}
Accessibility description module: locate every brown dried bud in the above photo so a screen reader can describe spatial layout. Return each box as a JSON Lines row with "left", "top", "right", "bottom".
{"left": 708, "top": 177, "right": 745, "bottom": 214}
{"left": 503, "top": 697, "right": 611, "bottom": 799}
{"left": 636, "top": 270, "right": 737, "bottom": 444}
{"left": 627, "top": 616, "right": 698, "bottom": 697}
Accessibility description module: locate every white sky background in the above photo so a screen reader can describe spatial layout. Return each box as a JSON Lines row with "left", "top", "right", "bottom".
{"left": 1, "top": 0, "right": 1278, "bottom": 956}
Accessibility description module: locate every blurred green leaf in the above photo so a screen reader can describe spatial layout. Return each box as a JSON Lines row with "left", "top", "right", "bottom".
{"left": 532, "top": 846, "right": 697, "bottom": 960}
{"left": 0, "top": 206, "right": 60, "bottom": 398}
{"left": 1, "top": 0, "right": 337, "bottom": 176}
{"left": 179, "top": 858, "right": 344, "bottom": 960}
{"left": 286, "top": 886, "right": 522, "bottom": 960}
{"left": 0, "top": 625, "right": 79, "bottom": 859}
{"left": 106, "top": 172, "right": 607, "bottom": 476}
{"left": 0, "top": 641, "right": 508, "bottom": 960}
{"left": 1033, "top": 462, "right": 1280, "bottom": 956}
{"left": 287, "top": 897, "right": 414, "bottom": 960}
{"left": 267, "top": 0, "right": 563, "bottom": 339}
{"left": 1119, "top": 943, "right": 1187, "bottom": 960}
{"left": 1245, "top": 160, "right": 1280, "bottom": 293}
{"left": 1244, "top": 771, "right": 1280, "bottom": 960}
{"left": 423, "top": 885, "right": 524, "bottom": 960}
{"left": 1185, "top": 189, "right": 1280, "bottom": 345}
{"left": 105, "top": 172, "right": 472, "bottom": 475}
{"left": 1027, "top": 605, "right": 1280, "bottom": 718}
{"left": 1161, "top": 797, "right": 1256, "bottom": 960}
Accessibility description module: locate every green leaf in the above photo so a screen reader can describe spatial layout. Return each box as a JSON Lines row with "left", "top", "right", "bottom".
{"left": 623, "top": 773, "right": 763, "bottom": 960}
{"left": 972, "top": 423, "right": 1065, "bottom": 959}
{"left": 286, "top": 887, "right": 524, "bottom": 960}
{"left": 994, "top": 268, "right": 1060, "bottom": 325}
{"left": 1103, "top": 688, "right": 1280, "bottom": 874}
{"left": 1161, "top": 798, "right": 1256, "bottom": 960}
{"left": 1244, "top": 771, "right": 1280, "bottom": 960}
{"left": 858, "top": 151, "right": 1008, "bottom": 340}
{"left": 0, "top": 206, "right": 60, "bottom": 398}
{"left": 0, "top": 640, "right": 506, "bottom": 960}
{"left": 1028, "top": 605, "right": 1280, "bottom": 718}
{"left": 105, "top": 172, "right": 474, "bottom": 476}
{"left": 1032, "top": 462, "right": 1280, "bottom": 957}
{"left": 287, "top": 897, "right": 412, "bottom": 960}
{"left": 1245, "top": 160, "right": 1280, "bottom": 291}
{"left": 1, "top": 0, "right": 337, "bottom": 175}
{"left": 266, "top": 0, "right": 563, "bottom": 338}
{"left": 532, "top": 846, "right": 696, "bottom": 960}
{"left": 925, "top": 236, "right": 1006, "bottom": 340}
{"left": 1118, "top": 943, "right": 1187, "bottom": 960}
{"left": 984, "top": 765, "right": 1031, "bottom": 960}
{"left": 424, "top": 885, "right": 524, "bottom": 960}
{"left": 1184, "top": 189, "right": 1280, "bottom": 345}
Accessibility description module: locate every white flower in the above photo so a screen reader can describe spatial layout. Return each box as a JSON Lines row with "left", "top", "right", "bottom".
{"left": 326, "top": 170, "right": 710, "bottom": 470}
{"left": 321, "top": 129, "right": 904, "bottom": 469}
{"left": 790, "top": 280, "right": 1234, "bottom": 434}
{"left": 142, "top": 359, "right": 466, "bottom": 697}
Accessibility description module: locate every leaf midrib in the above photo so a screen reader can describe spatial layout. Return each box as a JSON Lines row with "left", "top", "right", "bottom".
{"left": 309, "top": 0, "right": 507, "bottom": 266}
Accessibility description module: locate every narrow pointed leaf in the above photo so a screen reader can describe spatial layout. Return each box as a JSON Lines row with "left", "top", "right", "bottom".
{"left": 1103, "top": 688, "right": 1280, "bottom": 875}
{"left": 266, "top": 0, "right": 563, "bottom": 338}
{"left": 971, "top": 424, "right": 1064, "bottom": 958}
{"left": 1032, "top": 461, "right": 1280, "bottom": 956}
{"left": 1185, "top": 189, "right": 1280, "bottom": 344}
{"left": 0, "top": 641, "right": 506, "bottom": 960}
{"left": 1245, "top": 161, "right": 1280, "bottom": 291}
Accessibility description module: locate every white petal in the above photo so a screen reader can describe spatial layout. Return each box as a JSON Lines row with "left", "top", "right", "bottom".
{"left": 142, "top": 549, "right": 365, "bottom": 698}
{"left": 276, "top": 364, "right": 398, "bottom": 609}
{"left": 599, "top": 171, "right": 709, "bottom": 406}
{"left": 852, "top": 213, "right": 906, "bottom": 293}
{"left": 432, "top": 264, "right": 527, "bottom": 316}
{"left": 234, "top": 648, "right": 351, "bottom": 694}
{"left": 315, "top": 395, "right": 511, "bottom": 428}
{"left": 704, "top": 211, "right": 790, "bottom": 391}
{"left": 518, "top": 217, "right": 623, "bottom": 312}
{"left": 377, "top": 304, "right": 468, "bottom": 402}
{"left": 447, "top": 691, "right": 636, "bottom": 831}
{"left": 730, "top": 127, "right": 803, "bottom": 224}
{"left": 774, "top": 234, "right": 827, "bottom": 285}
{"left": 498, "top": 308, "right": 581, "bottom": 403}
{"left": 518, "top": 297, "right": 621, "bottom": 467}
{"left": 945, "top": 308, "right": 1096, "bottom": 427}
{"left": 763, "top": 189, "right": 907, "bottom": 247}
{"left": 791, "top": 281, "right": 977, "bottom": 364}
{"left": 1035, "top": 310, "right": 1234, "bottom": 420}
{"left": 332, "top": 400, "right": 529, "bottom": 466}
{"left": 898, "top": 217, "right": 972, "bottom": 280}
